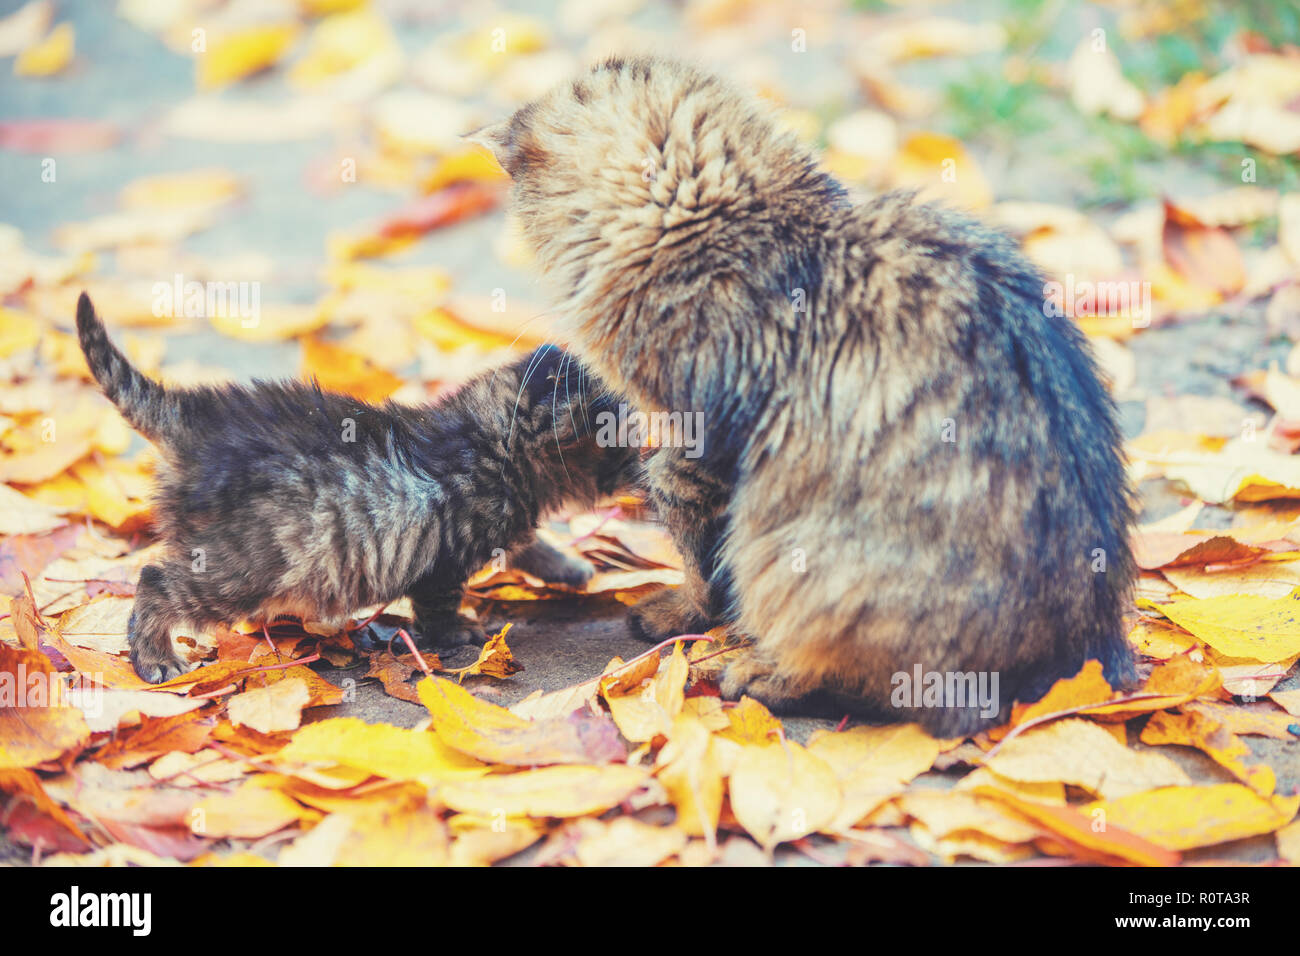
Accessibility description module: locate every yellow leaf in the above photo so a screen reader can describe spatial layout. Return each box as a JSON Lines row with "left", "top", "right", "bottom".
{"left": 1156, "top": 590, "right": 1300, "bottom": 663}
{"left": 419, "top": 676, "right": 626, "bottom": 766}
{"left": 119, "top": 168, "right": 242, "bottom": 210}
{"left": 717, "top": 695, "right": 782, "bottom": 746}
{"left": 0, "top": 308, "right": 41, "bottom": 357}
{"left": 277, "top": 717, "right": 487, "bottom": 782}
{"left": 1084, "top": 785, "right": 1300, "bottom": 851}
{"left": 893, "top": 132, "right": 992, "bottom": 210}
{"left": 14, "top": 21, "right": 72, "bottom": 77}
{"left": 300, "top": 336, "right": 402, "bottom": 404}
{"left": 447, "top": 624, "right": 522, "bottom": 682}
{"left": 574, "top": 816, "right": 687, "bottom": 867}
{"left": 227, "top": 678, "right": 311, "bottom": 735}
{"left": 1140, "top": 710, "right": 1275, "bottom": 795}
{"left": 728, "top": 741, "right": 840, "bottom": 850}
{"left": 438, "top": 764, "right": 650, "bottom": 818}
{"left": 656, "top": 715, "right": 724, "bottom": 841}
{"left": 984, "top": 718, "right": 1190, "bottom": 799}
{"left": 210, "top": 303, "right": 328, "bottom": 343}
{"left": 192, "top": 777, "right": 315, "bottom": 838}
{"left": 197, "top": 24, "right": 299, "bottom": 91}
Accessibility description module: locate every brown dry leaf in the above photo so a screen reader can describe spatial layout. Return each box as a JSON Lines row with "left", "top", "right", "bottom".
{"left": 985, "top": 718, "right": 1190, "bottom": 798}
{"left": 418, "top": 676, "right": 625, "bottom": 766}
{"left": 276, "top": 716, "right": 487, "bottom": 783}
{"left": 447, "top": 624, "right": 522, "bottom": 682}
{"left": 227, "top": 677, "right": 312, "bottom": 735}
{"left": 1132, "top": 531, "right": 1267, "bottom": 571}
{"left": 149, "top": 748, "right": 250, "bottom": 785}
{"left": 192, "top": 777, "right": 315, "bottom": 839}
{"left": 364, "top": 650, "right": 424, "bottom": 703}
{"left": 1162, "top": 558, "right": 1300, "bottom": 600}
{"left": 437, "top": 764, "right": 651, "bottom": 818}
{"left": 1084, "top": 784, "right": 1300, "bottom": 851}
{"left": 656, "top": 714, "right": 724, "bottom": 842}
{"left": 449, "top": 819, "right": 544, "bottom": 866}
{"left": 728, "top": 740, "right": 840, "bottom": 851}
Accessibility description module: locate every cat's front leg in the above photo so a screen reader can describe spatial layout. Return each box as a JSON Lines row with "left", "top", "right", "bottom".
{"left": 627, "top": 449, "right": 730, "bottom": 642}
{"left": 406, "top": 571, "right": 487, "bottom": 648}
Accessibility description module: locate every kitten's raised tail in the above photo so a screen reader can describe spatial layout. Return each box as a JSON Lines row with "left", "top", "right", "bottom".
{"left": 76, "top": 292, "right": 171, "bottom": 444}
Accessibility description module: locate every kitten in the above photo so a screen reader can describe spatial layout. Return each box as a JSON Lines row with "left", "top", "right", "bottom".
{"left": 75, "top": 293, "right": 638, "bottom": 683}
{"left": 472, "top": 57, "right": 1136, "bottom": 735}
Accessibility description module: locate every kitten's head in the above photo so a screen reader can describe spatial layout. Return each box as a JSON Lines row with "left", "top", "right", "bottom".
{"left": 469, "top": 57, "right": 811, "bottom": 306}
{"left": 506, "top": 345, "right": 639, "bottom": 497}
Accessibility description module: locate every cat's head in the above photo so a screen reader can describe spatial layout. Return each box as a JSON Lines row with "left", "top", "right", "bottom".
{"left": 468, "top": 57, "right": 804, "bottom": 304}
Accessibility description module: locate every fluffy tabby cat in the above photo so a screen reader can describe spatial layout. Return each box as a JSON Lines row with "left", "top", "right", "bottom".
{"left": 473, "top": 57, "right": 1136, "bottom": 734}
{"left": 76, "top": 293, "right": 638, "bottom": 683}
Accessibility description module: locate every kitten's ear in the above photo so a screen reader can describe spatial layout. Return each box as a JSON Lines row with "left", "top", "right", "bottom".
{"left": 464, "top": 120, "right": 511, "bottom": 173}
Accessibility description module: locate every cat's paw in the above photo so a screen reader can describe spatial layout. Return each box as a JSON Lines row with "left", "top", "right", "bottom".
{"left": 130, "top": 648, "right": 190, "bottom": 685}
{"left": 719, "top": 654, "right": 812, "bottom": 714}
{"left": 414, "top": 614, "right": 488, "bottom": 648}
{"left": 626, "top": 589, "right": 711, "bottom": 643}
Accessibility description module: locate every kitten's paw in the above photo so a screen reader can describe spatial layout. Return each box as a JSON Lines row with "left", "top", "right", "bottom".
{"left": 626, "top": 589, "right": 711, "bottom": 643}
{"left": 414, "top": 615, "right": 488, "bottom": 648}
{"left": 131, "top": 649, "right": 190, "bottom": 685}
{"left": 547, "top": 554, "right": 595, "bottom": 589}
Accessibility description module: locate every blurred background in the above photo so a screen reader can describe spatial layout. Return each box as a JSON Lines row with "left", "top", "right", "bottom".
{"left": 1, "top": 0, "right": 1299, "bottom": 531}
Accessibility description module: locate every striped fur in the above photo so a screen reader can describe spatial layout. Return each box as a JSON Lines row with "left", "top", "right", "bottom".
{"left": 77, "top": 293, "right": 638, "bottom": 682}
{"left": 479, "top": 58, "right": 1137, "bottom": 734}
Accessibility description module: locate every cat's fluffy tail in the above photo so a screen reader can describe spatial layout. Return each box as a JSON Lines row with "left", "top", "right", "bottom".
{"left": 76, "top": 292, "right": 171, "bottom": 444}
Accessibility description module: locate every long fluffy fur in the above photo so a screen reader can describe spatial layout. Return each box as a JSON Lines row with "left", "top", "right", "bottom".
{"left": 77, "top": 293, "right": 638, "bottom": 682}
{"left": 480, "top": 57, "right": 1136, "bottom": 735}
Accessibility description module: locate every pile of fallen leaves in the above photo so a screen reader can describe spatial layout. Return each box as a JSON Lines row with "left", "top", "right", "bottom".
{"left": 1, "top": 0, "right": 1299, "bottom": 866}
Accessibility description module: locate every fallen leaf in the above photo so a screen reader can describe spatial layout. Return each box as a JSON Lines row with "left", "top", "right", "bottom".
{"left": 1083, "top": 784, "right": 1300, "bottom": 851}
{"left": 227, "top": 678, "right": 311, "bottom": 735}
{"left": 418, "top": 676, "right": 626, "bottom": 766}
{"left": 729, "top": 741, "right": 840, "bottom": 851}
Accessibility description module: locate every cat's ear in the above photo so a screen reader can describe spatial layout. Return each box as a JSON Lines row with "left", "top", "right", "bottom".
{"left": 464, "top": 120, "right": 511, "bottom": 173}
